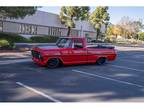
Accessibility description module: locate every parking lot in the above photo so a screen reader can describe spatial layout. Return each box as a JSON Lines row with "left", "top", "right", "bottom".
{"left": 1, "top": 46, "right": 144, "bottom": 102}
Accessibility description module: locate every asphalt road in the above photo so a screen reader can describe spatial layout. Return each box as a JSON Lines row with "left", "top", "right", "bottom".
{"left": 1, "top": 46, "right": 144, "bottom": 102}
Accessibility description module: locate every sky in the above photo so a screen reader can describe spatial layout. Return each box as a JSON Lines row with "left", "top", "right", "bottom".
{"left": 38, "top": 6, "right": 144, "bottom": 24}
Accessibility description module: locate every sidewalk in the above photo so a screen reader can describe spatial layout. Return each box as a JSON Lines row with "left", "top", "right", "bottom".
{"left": 0, "top": 58, "right": 32, "bottom": 65}
{"left": 0, "top": 51, "right": 31, "bottom": 61}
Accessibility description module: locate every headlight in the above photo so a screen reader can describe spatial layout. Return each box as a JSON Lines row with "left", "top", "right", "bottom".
{"left": 38, "top": 53, "right": 43, "bottom": 60}
{"left": 38, "top": 54, "right": 41, "bottom": 58}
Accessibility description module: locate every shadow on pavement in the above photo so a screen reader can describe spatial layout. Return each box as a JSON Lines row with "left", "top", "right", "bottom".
{"left": 1, "top": 50, "right": 144, "bottom": 102}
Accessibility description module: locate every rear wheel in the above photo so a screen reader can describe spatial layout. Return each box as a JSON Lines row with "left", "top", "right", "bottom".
{"left": 47, "top": 58, "right": 60, "bottom": 68}
{"left": 96, "top": 57, "right": 106, "bottom": 65}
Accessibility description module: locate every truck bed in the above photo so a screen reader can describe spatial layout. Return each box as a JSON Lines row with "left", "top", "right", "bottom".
{"left": 87, "top": 44, "right": 115, "bottom": 49}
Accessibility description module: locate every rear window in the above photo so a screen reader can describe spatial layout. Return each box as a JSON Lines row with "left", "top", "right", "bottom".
{"left": 73, "top": 39, "right": 83, "bottom": 48}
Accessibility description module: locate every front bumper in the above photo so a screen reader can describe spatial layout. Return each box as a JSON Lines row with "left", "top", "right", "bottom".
{"left": 31, "top": 50, "right": 47, "bottom": 66}
{"left": 32, "top": 57, "right": 46, "bottom": 66}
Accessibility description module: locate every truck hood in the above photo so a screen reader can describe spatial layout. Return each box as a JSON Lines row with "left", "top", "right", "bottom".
{"left": 37, "top": 45, "right": 59, "bottom": 49}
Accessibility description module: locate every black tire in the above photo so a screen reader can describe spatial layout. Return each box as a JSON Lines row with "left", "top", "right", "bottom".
{"left": 47, "top": 58, "right": 60, "bottom": 68}
{"left": 96, "top": 57, "right": 106, "bottom": 65}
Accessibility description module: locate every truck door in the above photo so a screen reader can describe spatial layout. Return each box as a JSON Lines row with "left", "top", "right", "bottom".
{"left": 59, "top": 38, "right": 73, "bottom": 63}
{"left": 71, "top": 38, "right": 87, "bottom": 64}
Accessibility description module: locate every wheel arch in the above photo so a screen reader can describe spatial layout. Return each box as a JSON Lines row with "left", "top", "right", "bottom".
{"left": 96, "top": 56, "right": 107, "bottom": 64}
{"left": 47, "top": 56, "right": 64, "bottom": 65}
{"left": 96, "top": 56, "right": 107, "bottom": 62}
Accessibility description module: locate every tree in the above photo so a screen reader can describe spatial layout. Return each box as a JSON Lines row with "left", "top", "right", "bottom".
{"left": 112, "top": 25, "right": 123, "bottom": 38}
{"left": 117, "top": 16, "right": 143, "bottom": 39}
{"left": 106, "top": 25, "right": 113, "bottom": 36}
{"left": 89, "top": 6, "right": 110, "bottom": 40}
{"left": 59, "top": 6, "right": 90, "bottom": 36}
{"left": 0, "top": 7, "right": 38, "bottom": 20}
{"left": 132, "top": 20, "right": 144, "bottom": 39}
{"left": 106, "top": 25, "right": 121, "bottom": 37}
{"left": 138, "top": 32, "right": 144, "bottom": 41}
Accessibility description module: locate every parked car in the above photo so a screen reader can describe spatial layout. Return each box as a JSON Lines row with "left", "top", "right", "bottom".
{"left": 31, "top": 37, "right": 117, "bottom": 68}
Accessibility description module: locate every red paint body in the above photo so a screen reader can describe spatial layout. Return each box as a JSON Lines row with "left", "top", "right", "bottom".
{"left": 31, "top": 37, "right": 117, "bottom": 66}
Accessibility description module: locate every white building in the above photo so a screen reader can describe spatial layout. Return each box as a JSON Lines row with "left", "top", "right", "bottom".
{"left": 0, "top": 11, "right": 97, "bottom": 38}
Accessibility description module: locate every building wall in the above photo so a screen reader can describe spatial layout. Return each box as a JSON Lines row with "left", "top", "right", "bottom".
{"left": 0, "top": 11, "right": 97, "bottom": 39}
{"left": 3, "top": 21, "right": 20, "bottom": 33}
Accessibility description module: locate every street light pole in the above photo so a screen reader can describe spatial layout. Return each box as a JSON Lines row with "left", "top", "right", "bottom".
{"left": 80, "top": 25, "right": 82, "bottom": 37}
{"left": 80, "top": 21, "right": 83, "bottom": 37}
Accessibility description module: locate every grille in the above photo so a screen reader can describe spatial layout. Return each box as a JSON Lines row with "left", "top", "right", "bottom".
{"left": 31, "top": 50, "right": 43, "bottom": 60}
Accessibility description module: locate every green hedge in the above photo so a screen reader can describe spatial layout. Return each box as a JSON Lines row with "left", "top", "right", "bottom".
{"left": 30, "top": 36, "right": 59, "bottom": 43}
{"left": 0, "top": 32, "right": 30, "bottom": 47}
{"left": 0, "top": 32, "right": 59, "bottom": 49}
{"left": 0, "top": 39, "right": 10, "bottom": 48}
{"left": 138, "top": 32, "right": 144, "bottom": 41}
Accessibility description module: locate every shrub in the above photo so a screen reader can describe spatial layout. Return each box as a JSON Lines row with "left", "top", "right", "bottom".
{"left": 0, "top": 32, "right": 30, "bottom": 47}
{"left": 30, "top": 36, "right": 59, "bottom": 43}
{"left": 104, "top": 35, "right": 117, "bottom": 43}
{"left": 104, "top": 36, "right": 112, "bottom": 43}
{"left": 138, "top": 32, "right": 144, "bottom": 41}
{"left": 0, "top": 39, "right": 10, "bottom": 48}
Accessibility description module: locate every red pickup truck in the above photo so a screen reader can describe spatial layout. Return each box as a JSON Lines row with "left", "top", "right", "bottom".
{"left": 31, "top": 37, "right": 116, "bottom": 68}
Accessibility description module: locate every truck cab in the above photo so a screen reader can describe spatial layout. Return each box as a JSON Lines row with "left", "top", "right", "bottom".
{"left": 56, "top": 37, "right": 86, "bottom": 49}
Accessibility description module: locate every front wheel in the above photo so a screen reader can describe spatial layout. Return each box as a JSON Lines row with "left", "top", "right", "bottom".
{"left": 96, "top": 57, "right": 106, "bottom": 65}
{"left": 47, "top": 58, "right": 60, "bottom": 68}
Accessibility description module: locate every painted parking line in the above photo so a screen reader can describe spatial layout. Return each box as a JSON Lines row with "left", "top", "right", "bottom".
{"left": 0, "top": 59, "right": 32, "bottom": 65}
{"left": 134, "top": 55, "right": 144, "bottom": 58}
{"left": 72, "top": 69, "right": 144, "bottom": 88}
{"left": 16, "top": 82, "right": 61, "bottom": 102}
{"left": 119, "top": 59, "right": 144, "bottom": 64}
{"left": 111, "top": 65, "right": 144, "bottom": 73}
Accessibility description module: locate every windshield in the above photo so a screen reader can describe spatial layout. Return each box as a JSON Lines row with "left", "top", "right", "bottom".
{"left": 56, "top": 38, "right": 72, "bottom": 48}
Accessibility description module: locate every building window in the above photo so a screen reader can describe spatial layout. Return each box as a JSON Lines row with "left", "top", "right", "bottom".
{"left": 31, "top": 26, "right": 37, "bottom": 34}
{"left": 52, "top": 27, "right": 54, "bottom": 35}
{"left": 47, "top": 27, "right": 62, "bottom": 36}
{"left": 53, "top": 28, "right": 56, "bottom": 36}
{"left": 57, "top": 28, "right": 59, "bottom": 36}
{"left": 25, "top": 25, "right": 30, "bottom": 34}
{"left": 50, "top": 27, "right": 52, "bottom": 35}
{"left": 0, "top": 21, "right": 3, "bottom": 31}
{"left": 57, "top": 28, "right": 62, "bottom": 36}
{"left": 48, "top": 27, "right": 51, "bottom": 35}
{"left": 59, "top": 28, "right": 66, "bottom": 36}
{"left": 51, "top": 27, "right": 53, "bottom": 36}
{"left": 48, "top": 27, "right": 50, "bottom": 35}
{"left": 19, "top": 24, "right": 37, "bottom": 35}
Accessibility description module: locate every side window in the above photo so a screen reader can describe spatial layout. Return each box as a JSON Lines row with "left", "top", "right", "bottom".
{"left": 57, "top": 38, "right": 72, "bottom": 48}
{"left": 64, "top": 39, "right": 72, "bottom": 48}
{"left": 74, "top": 39, "right": 83, "bottom": 48}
